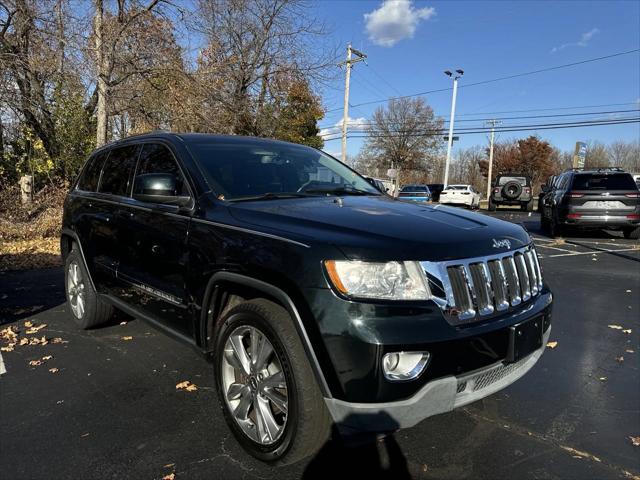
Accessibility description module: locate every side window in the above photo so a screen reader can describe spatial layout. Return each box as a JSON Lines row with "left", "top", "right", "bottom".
{"left": 98, "top": 145, "right": 140, "bottom": 196}
{"left": 134, "top": 143, "right": 189, "bottom": 197}
{"left": 77, "top": 151, "right": 108, "bottom": 192}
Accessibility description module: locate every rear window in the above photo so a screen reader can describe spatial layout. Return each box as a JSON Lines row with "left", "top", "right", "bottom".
{"left": 498, "top": 176, "right": 528, "bottom": 186}
{"left": 77, "top": 151, "right": 108, "bottom": 192}
{"left": 401, "top": 185, "right": 427, "bottom": 192}
{"left": 571, "top": 173, "right": 637, "bottom": 190}
{"left": 98, "top": 145, "right": 140, "bottom": 196}
{"left": 446, "top": 185, "right": 467, "bottom": 190}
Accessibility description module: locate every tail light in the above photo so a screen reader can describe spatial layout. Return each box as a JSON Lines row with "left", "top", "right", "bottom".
{"left": 626, "top": 214, "right": 640, "bottom": 220}
{"left": 624, "top": 193, "right": 640, "bottom": 198}
{"left": 569, "top": 193, "right": 584, "bottom": 198}
{"left": 493, "top": 187, "right": 500, "bottom": 193}
{"left": 566, "top": 213, "right": 582, "bottom": 219}
{"left": 524, "top": 187, "right": 531, "bottom": 194}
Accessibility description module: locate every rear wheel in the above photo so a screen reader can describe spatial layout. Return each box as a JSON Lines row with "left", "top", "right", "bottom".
{"left": 64, "top": 246, "right": 114, "bottom": 329}
{"left": 549, "top": 217, "right": 564, "bottom": 238}
{"left": 623, "top": 227, "right": 640, "bottom": 239}
{"left": 214, "top": 299, "right": 332, "bottom": 465}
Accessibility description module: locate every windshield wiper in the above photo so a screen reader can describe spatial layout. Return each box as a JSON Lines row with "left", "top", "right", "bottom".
{"left": 228, "top": 192, "right": 314, "bottom": 202}
{"left": 303, "top": 186, "right": 380, "bottom": 196}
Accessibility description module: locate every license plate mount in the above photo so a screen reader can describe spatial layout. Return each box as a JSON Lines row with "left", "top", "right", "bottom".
{"left": 505, "top": 316, "right": 543, "bottom": 363}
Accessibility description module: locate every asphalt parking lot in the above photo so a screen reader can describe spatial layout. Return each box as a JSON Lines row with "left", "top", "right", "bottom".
{"left": 1, "top": 210, "right": 639, "bottom": 480}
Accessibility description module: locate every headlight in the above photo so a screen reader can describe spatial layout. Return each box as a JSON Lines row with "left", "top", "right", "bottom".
{"left": 324, "top": 260, "right": 431, "bottom": 300}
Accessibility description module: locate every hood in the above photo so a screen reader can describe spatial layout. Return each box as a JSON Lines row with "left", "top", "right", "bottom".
{"left": 227, "top": 195, "right": 531, "bottom": 261}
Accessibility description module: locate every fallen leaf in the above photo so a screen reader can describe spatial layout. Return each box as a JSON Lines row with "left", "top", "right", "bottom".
{"left": 546, "top": 341, "right": 558, "bottom": 349}
{"left": 1, "top": 346, "right": 14, "bottom": 352}
{"left": 626, "top": 290, "right": 632, "bottom": 293}
{"left": 626, "top": 349, "right": 635, "bottom": 353}
{"left": 51, "top": 337, "right": 68, "bottom": 344}
{"left": 176, "top": 380, "right": 198, "bottom": 392}
{"left": 560, "top": 446, "right": 601, "bottom": 462}
{"left": 608, "top": 325, "right": 623, "bottom": 330}
{"left": 163, "top": 463, "right": 175, "bottom": 468}
{"left": 616, "top": 356, "right": 624, "bottom": 363}
{"left": 24, "top": 320, "right": 33, "bottom": 327}
{"left": 162, "top": 474, "right": 175, "bottom": 480}
{"left": 121, "top": 336, "right": 133, "bottom": 341}
{"left": 623, "top": 329, "right": 632, "bottom": 334}
{"left": 19, "top": 338, "right": 28, "bottom": 345}
{"left": 120, "top": 321, "right": 128, "bottom": 326}
{"left": 41, "top": 355, "right": 52, "bottom": 361}
{"left": 49, "top": 368, "right": 59, "bottom": 373}
{"left": 422, "top": 464, "right": 428, "bottom": 472}
{"left": 599, "top": 377, "right": 607, "bottom": 381}
{"left": 81, "top": 433, "right": 90, "bottom": 438}
{"left": 29, "top": 360, "right": 42, "bottom": 366}
{"left": 630, "top": 436, "right": 640, "bottom": 447}
{"left": 25, "top": 323, "right": 47, "bottom": 334}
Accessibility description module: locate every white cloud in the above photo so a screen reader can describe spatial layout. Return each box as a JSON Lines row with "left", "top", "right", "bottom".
{"left": 551, "top": 28, "right": 599, "bottom": 53}
{"left": 319, "top": 116, "right": 369, "bottom": 138}
{"left": 364, "top": 0, "right": 436, "bottom": 48}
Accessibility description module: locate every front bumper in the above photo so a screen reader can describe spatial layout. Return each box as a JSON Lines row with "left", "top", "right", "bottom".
{"left": 325, "top": 327, "right": 550, "bottom": 433}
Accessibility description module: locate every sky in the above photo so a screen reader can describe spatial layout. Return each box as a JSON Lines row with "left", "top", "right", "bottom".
{"left": 311, "top": 0, "right": 640, "bottom": 158}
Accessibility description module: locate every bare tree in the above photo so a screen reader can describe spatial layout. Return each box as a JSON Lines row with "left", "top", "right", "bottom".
{"left": 608, "top": 140, "right": 640, "bottom": 172}
{"left": 361, "top": 97, "right": 444, "bottom": 179}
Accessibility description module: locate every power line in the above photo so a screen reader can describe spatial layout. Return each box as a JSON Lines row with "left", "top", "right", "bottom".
{"left": 319, "top": 108, "right": 640, "bottom": 131}
{"left": 320, "top": 117, "right": 640, "bottom": 141}
{"left": 324, "top": 48, "right": 640, "bottom": 112}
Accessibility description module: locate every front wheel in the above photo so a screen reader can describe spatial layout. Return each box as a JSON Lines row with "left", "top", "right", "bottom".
{"left": 214, "top": 299, "right": 332, "bottom": 465}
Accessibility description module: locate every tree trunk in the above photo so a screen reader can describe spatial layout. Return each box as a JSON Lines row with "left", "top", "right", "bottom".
{"left": 94, "top": 0, "right": 108, "bottom": 146}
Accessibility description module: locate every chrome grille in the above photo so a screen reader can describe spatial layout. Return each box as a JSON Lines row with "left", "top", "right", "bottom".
{"left": 422, "top": 245, "right": 543, "bottom": 325}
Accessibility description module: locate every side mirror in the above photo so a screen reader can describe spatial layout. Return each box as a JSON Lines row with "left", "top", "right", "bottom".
{"left": 133, "top": 173, "right": 191, "bottom": 207}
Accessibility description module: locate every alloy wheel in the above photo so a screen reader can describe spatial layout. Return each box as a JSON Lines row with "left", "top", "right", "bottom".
{"left": 67, "top": 261, "right": 86, "bottom": 319}
{"left": 221, "top": 325, "right": 289, "bottom": 445}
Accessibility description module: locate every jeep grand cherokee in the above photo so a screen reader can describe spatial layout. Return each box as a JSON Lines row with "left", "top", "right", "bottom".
{"left": 61, "top": 133, "right": 553, "bottom": 464}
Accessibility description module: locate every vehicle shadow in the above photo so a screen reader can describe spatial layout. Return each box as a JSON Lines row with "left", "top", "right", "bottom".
{"left": 0, "top": 267, "right": 66, "bottom": 324}
{"left": 302, "top": 413, "right": 413, "bottom": 479}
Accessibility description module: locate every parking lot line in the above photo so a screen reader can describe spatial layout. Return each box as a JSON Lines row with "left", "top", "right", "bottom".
{"left": 534, "top": 244, "right": 576, "bottom": 253}
{"left": 0, "top": 353, "right": 6, "bottom": 376}
{"left": 545, "top": 247, "right": 640, "bottom": 258}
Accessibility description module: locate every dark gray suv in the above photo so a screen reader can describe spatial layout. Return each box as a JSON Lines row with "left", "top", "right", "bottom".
{"left": 488, "top": 174, "right": 533, "bottom": 211}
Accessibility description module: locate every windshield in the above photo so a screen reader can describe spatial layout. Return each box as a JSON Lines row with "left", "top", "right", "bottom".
{"left": 571, "top": 173, "right": 637, "bottom": 190}
{"left": 187, "top": 140, "right": 380, "bottom": 200}
{"left": 498, "top": 176, "right": 528, "bottom": 186}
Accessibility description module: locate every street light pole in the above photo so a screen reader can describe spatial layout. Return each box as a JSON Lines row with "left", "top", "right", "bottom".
{"left": 339, "top": 44, "right": 366, "bottom": 163}
{"left": 485, "top": 119, "right": 500, "bottom": 200}
{"left": 443, "top": 69, "right": 463, "bottom": 188}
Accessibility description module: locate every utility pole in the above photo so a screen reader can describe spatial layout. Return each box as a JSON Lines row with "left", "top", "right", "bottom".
{"left": 485, "top": 119, "right": 500, "bottom": 199}
{"left": 443, "top": 69, "right": 464, "bottom": 187}
{"left": 339, "top": 44, "right": 366, "bottom": 163}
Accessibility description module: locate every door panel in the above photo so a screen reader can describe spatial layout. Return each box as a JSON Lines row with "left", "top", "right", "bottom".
{"left": 114, "top": 143, "right": 193, "bottom": 335}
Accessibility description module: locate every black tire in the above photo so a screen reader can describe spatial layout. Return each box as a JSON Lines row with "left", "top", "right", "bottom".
{"left": 540, "top": 214, "right": 550, "bottom": 233}
{"left": 502, "top": 181, "right": 522, "bottom": 200}
{"left": 64, "top": 246, "right": 114, "bottom": 329}
{"left": 488, "top": 198, "right": 497, "bottom": 211}
{"left": 549, "top": 217, "right": 564, "bottom": 238}
{"left": 213, "top": 299, "right": 332, "bottom": 465}
{"left": 623, "top": 227, "right": 640, "bottom": 239}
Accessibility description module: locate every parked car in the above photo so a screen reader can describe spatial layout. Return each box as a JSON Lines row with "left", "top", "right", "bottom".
{"left": 398, "top": 184, "right": 432, "bottom": 202}
{"left": 439, "top": 184, "right": 481, "bottom": 209}
{"left": 426, "top": 183, "right": 445, "bottom": 202}
{"left": 632, "top": 173, "right": 640, "bottom": 188}
{"left": 364, "top": 176, "right": 389, "bottom": 194}
{"left": 62, "top": 133, "right": 553, "bottom": 465}
{"left": 488, "top": 174, "right": 533, "bottom": 211}
{"left": 540, "top": 167, "right": 640, "bottom": 238}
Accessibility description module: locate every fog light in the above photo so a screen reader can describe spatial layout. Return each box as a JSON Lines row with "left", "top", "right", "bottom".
{"left": 382, "top": 351, "right": 430, "bottom": 381}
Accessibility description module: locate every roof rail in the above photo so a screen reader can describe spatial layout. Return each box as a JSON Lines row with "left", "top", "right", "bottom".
{"left": 564, "top": 166, "right": 626, "bottom": 173}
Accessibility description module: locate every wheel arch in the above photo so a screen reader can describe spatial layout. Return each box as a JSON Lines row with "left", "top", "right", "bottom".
{"left": 60, "top": 229, "right": 96, "bottom": 292}
{"left": 200, "top": 271, "right": 333, "bottom": 398}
